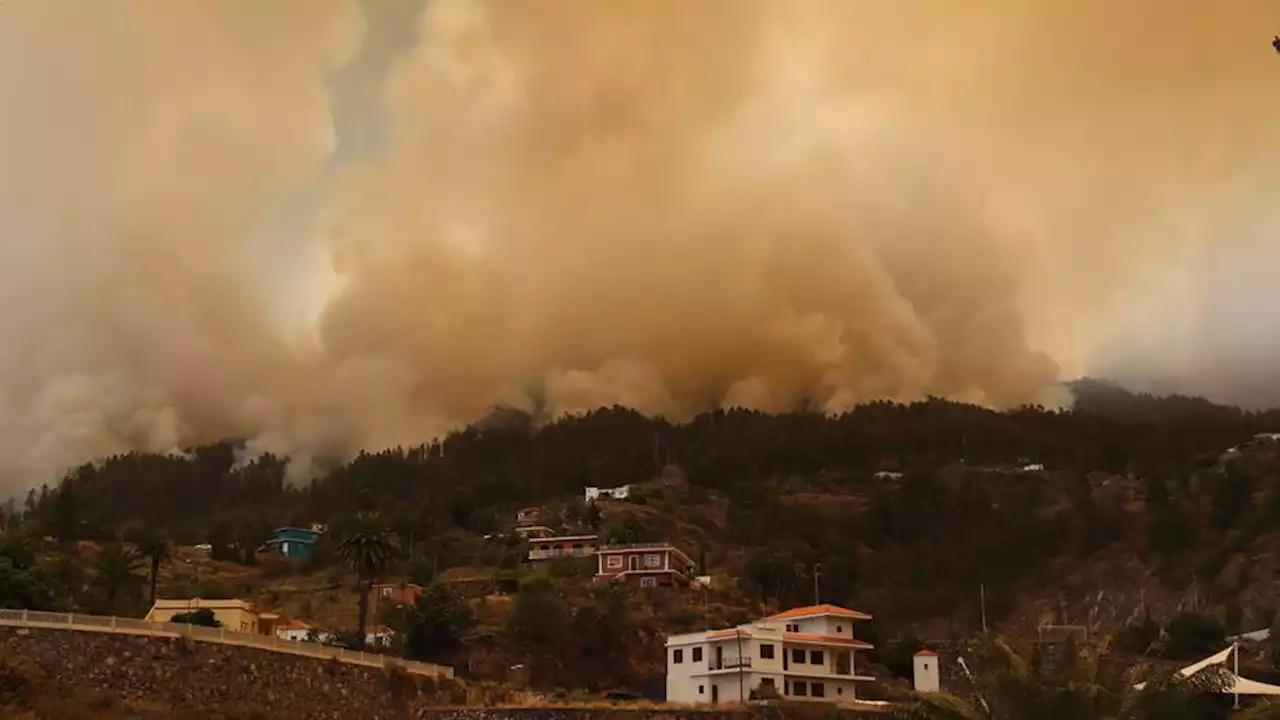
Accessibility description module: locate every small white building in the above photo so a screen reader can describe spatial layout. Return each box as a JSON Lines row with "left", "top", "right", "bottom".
{"left": 366, "top": 625, "right": 395, "bottom": 648}
{"left": 913, "top": 650, "right": 940, "bottom": 693}
{"left": 666, "top": 604, "right": 875, "bottom": 706}
{"left": 275, "top": 619, "right": 313, "bottom": 642}
{"left": 585, "top": 485, "right": 631, "bottom": 502}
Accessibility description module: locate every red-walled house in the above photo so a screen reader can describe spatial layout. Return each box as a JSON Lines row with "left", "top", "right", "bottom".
{"left": 596, "top": 542, "right": 696, "bottom": 589}
{"left": 373, "top": 583, "right": 424, "bottom": 606}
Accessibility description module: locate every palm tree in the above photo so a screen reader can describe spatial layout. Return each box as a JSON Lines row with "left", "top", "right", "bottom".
{"left": 336, "top": 512, "right": 398, "bottom": 651}
{"left": 93, "top": 543, "right": 144, "bottom": 614}
{"left": 135, "top": 533, "right": 171, "bottom": 606}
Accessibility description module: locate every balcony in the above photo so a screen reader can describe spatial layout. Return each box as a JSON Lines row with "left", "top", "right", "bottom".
{"left": 528, "top": 548, "right": 593, "bottom": 561}
{"left": 710, "top": 657, "right": 752, "bottom": 671}
{"left": 597, "top": 542, "right": 674, "bottom": 552}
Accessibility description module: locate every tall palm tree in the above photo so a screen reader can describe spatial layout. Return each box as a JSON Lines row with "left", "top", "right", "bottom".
{"left": 336, "top": 512, "right": 398, "bottom": 651}
{"left": 93, "top": 543, "right": 144, "bottom": 615}
{"left": 135, "top": 533, "right": 171, "bottom": 606}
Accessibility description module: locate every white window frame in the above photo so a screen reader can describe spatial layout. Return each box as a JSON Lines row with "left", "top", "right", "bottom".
{"left": 644, "top": 553, "right": 662, "bottom": 567}
{"left": 607, "top": 555, "right": 623, "bottom": 569}
{"left": 640, "top": 576, "right": 658, "bottom": 588}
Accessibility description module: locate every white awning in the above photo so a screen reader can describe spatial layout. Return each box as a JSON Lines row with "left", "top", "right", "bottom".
{"left": 1133, "top": 644, "right": 1280, "bottom": 696}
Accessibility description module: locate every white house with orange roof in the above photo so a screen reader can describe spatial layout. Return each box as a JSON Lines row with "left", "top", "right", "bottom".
{"left": 665, "top": 604, "right": 875, "bottom": 706}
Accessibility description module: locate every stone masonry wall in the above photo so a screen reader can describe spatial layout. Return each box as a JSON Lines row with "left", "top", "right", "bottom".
{"left": 0, "top": 625, "right": 443, "bottom": 719}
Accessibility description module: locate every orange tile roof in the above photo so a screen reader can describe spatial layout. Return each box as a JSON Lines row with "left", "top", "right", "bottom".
{"left": 765, "top": 604, "right": 873, "bottom": 621}
{"left": 915, "top": 650, "right": 937, "bottom": 656}
{"left": 786, "top": 632, "right": 873, "bottom": 649}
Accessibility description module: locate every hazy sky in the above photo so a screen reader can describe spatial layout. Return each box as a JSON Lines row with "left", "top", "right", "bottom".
{"left": 0, "top": 0, "right": 1278, "bottom": 488}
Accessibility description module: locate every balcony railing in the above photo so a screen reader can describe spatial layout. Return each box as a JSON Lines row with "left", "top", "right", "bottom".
{"left": 597, "top": 542, "right": 673, "bottom": 551}
{"left": 528, "top": 548, "right": 593, "bottom": 560}
{"left": 711, "top": 657, "right": 752, "bottom": 670}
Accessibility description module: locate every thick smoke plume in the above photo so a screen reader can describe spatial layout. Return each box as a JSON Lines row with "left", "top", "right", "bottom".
{"left": 1, "top": 0, "right": 1279, "bottom": 488}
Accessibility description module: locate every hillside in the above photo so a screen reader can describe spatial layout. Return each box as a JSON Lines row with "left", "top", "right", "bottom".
{"left": 6, "top": 390, "right": 1280, "bottom": 694}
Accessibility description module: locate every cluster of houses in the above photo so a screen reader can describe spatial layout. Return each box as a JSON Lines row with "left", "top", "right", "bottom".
{"left": 515, "top": 491, "right": 708, "bottom": 591}
{"left": 145, "top": 581, "right": 422, "bottom": 649}
{"left": 191, "top": 488, "right": 909, "bottom": 708}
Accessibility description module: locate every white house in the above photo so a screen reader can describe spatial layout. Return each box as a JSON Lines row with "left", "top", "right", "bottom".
{"left": 275, "top": 619, "right": 313, "bottom": 642}
{"left": 913, "top": 650, "right": 940, "bottom": 692}
{"left": 366, "top": 625, "right": 395, "bottom": 648}
{"left": 666, "top": 604, "right": 874, "bottom": 706}
{"left": 585, "top": 485, "right": 631, "bottom": 502}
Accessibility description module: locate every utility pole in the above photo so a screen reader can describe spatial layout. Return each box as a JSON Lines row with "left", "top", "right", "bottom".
{"left": 704, "top": 583, "right": 710, "bottom": 631}
{"left": 980, "top": 584, "right": 988, "bottom": 633}
{"left": 737, "top": 628, "right": 746, "bottom": 703}
{"left": 814, "top": 563, "right": 821, "bottom": 605}
{"left": 1234, "top": 642, "right": 1241, "bottom": 709}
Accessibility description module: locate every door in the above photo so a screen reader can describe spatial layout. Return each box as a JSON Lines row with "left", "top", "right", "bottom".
{"left": 715, "top": 646, "right": 723, "bottom": 670}
{"left": 711, "top": 685, "right": 719, "bottom": 704}
{"left": 629, "top": 555, "right": 640, "bottom": 571}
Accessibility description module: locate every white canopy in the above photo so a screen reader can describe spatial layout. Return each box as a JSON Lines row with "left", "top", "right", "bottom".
{"left": 1133, "top": 643, "right": 1280, "bottom": 696}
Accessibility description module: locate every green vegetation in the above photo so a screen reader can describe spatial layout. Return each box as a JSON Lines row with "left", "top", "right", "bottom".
{"left": 169, "top": 608, "right": 221, "bottom": 628}
{"left": 1, "top": 387, "right": 1280, "bottom": 698}
{"left": 894, "top": 636, "right": 1236, "bottom": 720}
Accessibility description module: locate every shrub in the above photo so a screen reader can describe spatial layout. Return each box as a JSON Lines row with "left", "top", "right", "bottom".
{"left": 1165, "top": 612, "right": 1226, "bottom": 659}
{"left": 1114, "top": 612, "right": 1160, "bottom": 655}
{"left": 169, "top": 608, "right": 222, "bottom": 628}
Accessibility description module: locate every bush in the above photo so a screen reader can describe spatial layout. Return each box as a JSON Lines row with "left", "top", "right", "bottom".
{"left": 1165, "top": 612, "right": 1225, "bottom": 659}
{"left": 493, "top": 569, "right": 520, "bottom": 594}
{"left": 169, "top": 608, "right": 222, "bottom": 628}
{"left": 1114, "top": 612, "right": 1160, "bottom": 655}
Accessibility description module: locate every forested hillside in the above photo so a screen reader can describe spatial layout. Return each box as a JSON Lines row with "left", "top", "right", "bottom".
{"left": 7, "top": 385, "right": 1280, "bottom": 695}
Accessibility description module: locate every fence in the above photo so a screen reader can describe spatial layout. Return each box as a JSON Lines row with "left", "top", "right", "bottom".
{"left": 0, "top": 609, "right": 453, "bottom": 678}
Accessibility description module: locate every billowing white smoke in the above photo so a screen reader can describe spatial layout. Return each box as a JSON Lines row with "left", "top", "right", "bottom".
{"left": 1, "top": 0, "right": 1279, "bottom": 490}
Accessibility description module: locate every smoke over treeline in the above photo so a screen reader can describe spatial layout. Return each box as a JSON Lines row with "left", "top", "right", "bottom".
{"left": 0, "top": 0, "right": 1278, "bottom": 488}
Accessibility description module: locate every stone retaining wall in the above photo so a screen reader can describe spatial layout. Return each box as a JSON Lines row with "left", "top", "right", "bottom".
{"left": 0, "top": 625, "right": 445, "bottom": 719}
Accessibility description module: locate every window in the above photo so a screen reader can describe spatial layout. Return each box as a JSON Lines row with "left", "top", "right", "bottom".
{"left": 640, "top": 576, "right": 657, "bottom": 588}
{"left": 674, "top": 649, "right": 684, "bottom": 664}
{"left": 837, "top": 687, "right": 844, "bottom": 696}
{"left": 923, "top": 662, "right": 930, "bottom": 670}
{"left": 693, "top": 647, "right": 703, "bottom": 663}
{"left": 811, "top": 683, "right": 825, "bottom": 698}
{"left": 698, "top": 685, "right": 704, "bottom": 695}
{"left": 793, "top": 681, "right": 808, "bottom": 697}
{"left": 607, "top": 555, "right": 623, "bottom": 569}
{"left": 761, "top": 678, "right": 776, "bottom": 689}
{"left": 645, "top": 553, "right": 662, "bottom": 567}
{"left": 810, "top": 650, "right": 824, "bottom": 665}
{"left": 759, "top": 644, "right": 775, "bottom": 659}
{"left": 792, "top": 648, "right": 806, "bottom": 664}
{"left": 786, "top": 623, "right": 799, "bottom": 632}
{"left": 836, "top": 625, "right": 843, "bottom": 633}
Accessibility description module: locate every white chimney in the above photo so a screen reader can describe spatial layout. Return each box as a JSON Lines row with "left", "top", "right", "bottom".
{"left": 913, "top": 650, "right": 940, "bottom": 693}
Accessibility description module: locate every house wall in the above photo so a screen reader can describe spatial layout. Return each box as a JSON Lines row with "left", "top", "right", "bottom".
{"left": 781, "top": 676, "right": 859, "bottom": 702}
{"left": 276, "top": 627, "right": 311, "bottom": 642}
{"left": 147, "top": 603, "right": 259, "bottom": 634}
